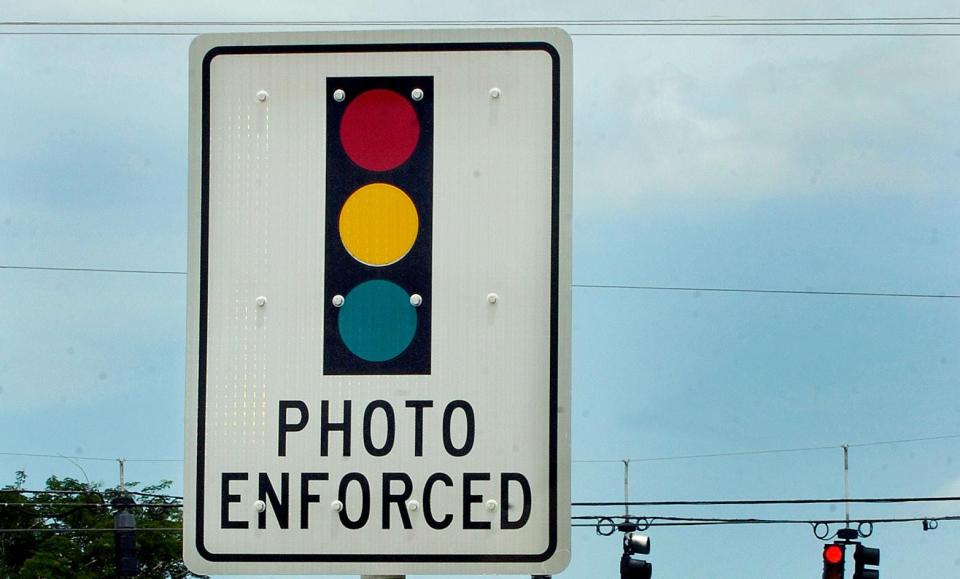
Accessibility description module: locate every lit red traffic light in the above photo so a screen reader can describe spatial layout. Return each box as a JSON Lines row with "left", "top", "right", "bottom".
{"left": 823, "top": 544, "right": 844, "bottom": 564}
{"left": 822, "top": 543, "right": 845, "bottom": 579}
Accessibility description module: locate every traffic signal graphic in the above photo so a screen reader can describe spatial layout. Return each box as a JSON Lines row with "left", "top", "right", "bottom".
{"left": 324, "top": 76, "right": 433, "bottom": 375}
{"left": 822, "top": 543, "right": 845, "bottom": 579}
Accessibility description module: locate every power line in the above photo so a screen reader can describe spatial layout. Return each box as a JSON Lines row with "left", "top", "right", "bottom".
{"left": 12, "top": 496, "right": 957, "bottom": 508}
{"left": 574, "top": 514, "right": 960, "bottom": 528}
{"left": 0, "top": 265, "right": 186, "bottom": 276}
{"left": 5, "top": 491, "right": 958, "bottom": 532}
{"left": 575, "top": 32, "right": 960, "bottom": 37}
{"left": 3, "top": 17, "right": 960, "bottom": 26}
{"left": 578, "top": 515, "right": 960, "bottom": 524}
{"left": 0, "top": 451, "right": 115, "bottom": 462}
{"left": 572, "top": 496, "right": 960, "bottom": 507}
{"left": 1, "top": 516, "right": 956, "bottom": 533}
{"left": 0, "top": 451, "right": 183, "bottom": 462}
{"left": 573, "top": 433, "right": 960, "bottom": 464}
{"left": 0, "top": 32, "right": 195, "bottom": 36}
{"left": 849, "top": 433, "right": 960, "bottom": 448}
{"left": 5, "top": 265, "right": 957, "bottom": 301}
{"left": 573, "top": 283, "right": 960, "bottom": 299}
{"left": 4, "top": 31, "right": 960, "bottom": 38}
{"left": 0, "top": 527, "right": 181, "bottom": 533}
{"left": 4, "top": 433, "right": 957, "bottom": 467}
{"left": 574, "top": 444, "right": 835, "bottom": 463}
{"left": 0, "top": 502, "right": 181, "bottom": 508}
{"left": 5, "top": 17, "right": 960, "bottom": 38}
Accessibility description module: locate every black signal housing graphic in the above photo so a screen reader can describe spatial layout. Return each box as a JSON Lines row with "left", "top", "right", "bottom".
{"left": 323, "top": 76, "right": 433, "bottom": 375}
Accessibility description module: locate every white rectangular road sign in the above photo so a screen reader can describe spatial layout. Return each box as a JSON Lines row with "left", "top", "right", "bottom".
{"left": 185, "top": 28, "right": 571, "bottom": 575}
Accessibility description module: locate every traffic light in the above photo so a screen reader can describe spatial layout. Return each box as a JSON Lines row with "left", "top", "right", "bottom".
{"left": 620, "top": 532, "right": 652, "bottom": 579}
{"left": 853, "top": 543, "right": 880, "bottom": 579}
{"left": 112, "top": 497, "right": 138, "bottom": 576}
{"left": 324, "top": 76, "right": 433, "bottom": 375}
{"left": 822, "top": 543, "right": 845, "bottom": 579}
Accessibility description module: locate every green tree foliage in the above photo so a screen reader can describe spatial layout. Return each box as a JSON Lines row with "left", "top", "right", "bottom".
{"left": 0, "top": 472, "right": 204, "bottom": 578}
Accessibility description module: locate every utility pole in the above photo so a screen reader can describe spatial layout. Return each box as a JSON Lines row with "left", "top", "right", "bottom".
{"left": 117, "top": 457, "right": 126, "bottom": 495}
{"left": 842, "top": 444, "right": 850, "bottom": 528}
{"left": 623, "top": 458, "right": 631, "bottom": 518}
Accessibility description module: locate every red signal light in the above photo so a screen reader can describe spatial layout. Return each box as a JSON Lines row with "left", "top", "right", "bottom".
{"left": 822, "top": 543, "right": 846, "bottom": 579}
{"left": 823, "top": 544, "right": 844, "bottom": 564}
{"left": 339, "top": 88, "right": 421, "bottom": 171}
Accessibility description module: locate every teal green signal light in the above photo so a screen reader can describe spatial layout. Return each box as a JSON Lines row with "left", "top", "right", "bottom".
{"left": 337, "top": 280, "right": 417, "bottom": 362}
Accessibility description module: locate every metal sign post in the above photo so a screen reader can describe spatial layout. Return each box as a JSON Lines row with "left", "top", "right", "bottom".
{"left": 184, "top": 28, "right": 572, "bottom": 576}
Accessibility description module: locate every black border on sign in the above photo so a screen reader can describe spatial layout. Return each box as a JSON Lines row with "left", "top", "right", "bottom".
{"left": 197, "top": 41, "right": 562, "bottom": 564}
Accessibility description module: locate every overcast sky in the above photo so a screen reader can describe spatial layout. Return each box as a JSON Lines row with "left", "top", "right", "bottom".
{"left": 2, "top": 1, "right": 959, "bottom": 577}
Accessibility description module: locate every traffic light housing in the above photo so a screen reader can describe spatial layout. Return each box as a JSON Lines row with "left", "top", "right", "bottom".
{"left": 854, "top": 543, "right": 880, "bottom": 579}
{"left": 324, "top": 76, "right": 433, "bottom": 375}
{"left": 112, "top": 497, "right": 138, "bottom": 576}
{"left": 822, "top": 543, "right": 845, "bottom": 579}
{"left": 620, "top": 532, "right": 652, "bottom": 579}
